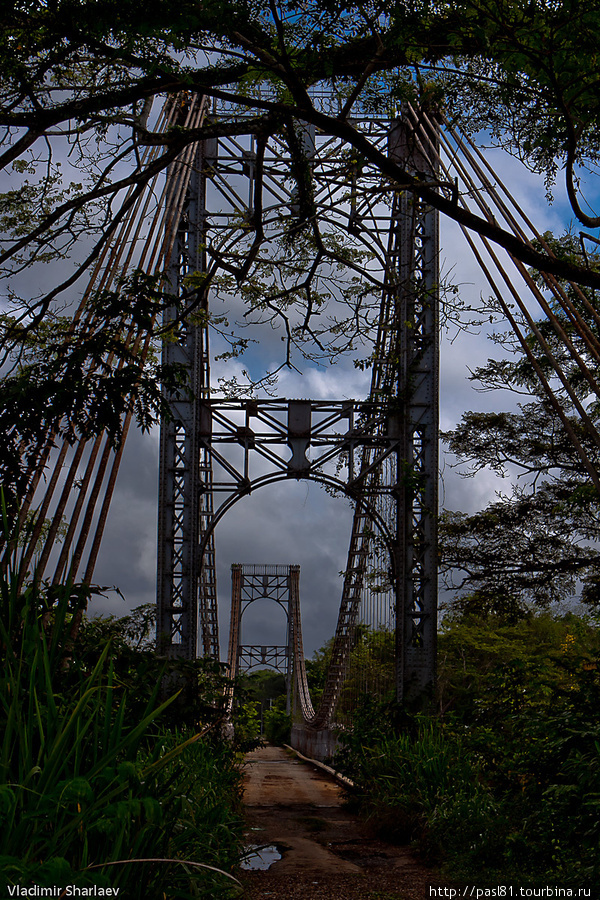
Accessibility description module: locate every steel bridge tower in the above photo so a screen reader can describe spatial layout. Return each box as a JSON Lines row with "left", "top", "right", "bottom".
{"left": 18, "top": 91, "right": 596, "bottom": 725}
{"left": 227, "top": 564, "right": 298, "bottom": 714}
{"left": 156, "top": 138, "right": 220, "bottom": 660}
{"left": 156, "top": 101, "right": 439, "bottom": 710}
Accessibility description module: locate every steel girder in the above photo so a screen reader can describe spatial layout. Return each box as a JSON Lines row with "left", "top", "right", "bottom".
{"left": 228, "top": 564, "right": 299, "bottom": 713}
{"left": 156, "top": 143, "right": 219, "bottom": 658}
{"left": 156, "top": 105, "right": 439, "bottom": 709}
{"left": 391, "top": 116, "right": 440, "bottom": 703}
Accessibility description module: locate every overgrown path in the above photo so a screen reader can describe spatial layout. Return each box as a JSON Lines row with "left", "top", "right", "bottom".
{"left": 240, "top": 745, "right": 446, "bottom": 900}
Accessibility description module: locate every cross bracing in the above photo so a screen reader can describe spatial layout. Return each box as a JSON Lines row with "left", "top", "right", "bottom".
{"left": 227, "top": 564, "right": 297, "bottom": 715}
{"left": 155, "top": 99, "right": 440, "bottom": 722}
{"left": 11, "top": 90, "right": 600, "bottom": 729}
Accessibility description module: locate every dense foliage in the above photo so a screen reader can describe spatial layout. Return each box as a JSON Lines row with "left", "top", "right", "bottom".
{"left": 4, "top": 1, "right": 600, "bottom": 513}
{"left": 235, "top": 669, "right": 292, "bottom": 745}
{"left": 336, "top": 609, "right": 600, "bottom": 887}
{"left": 3, "top": 0, "right": 600, "bottom": 286}
{"left": 0, "top": 518, "right": 243, "bottom": 896}
{"left": 441, "top": 234, "right": 600, "bottom": 610}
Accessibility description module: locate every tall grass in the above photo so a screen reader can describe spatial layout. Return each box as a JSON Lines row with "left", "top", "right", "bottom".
{"left": 337, "top": 708, "right": 497, "bottom": 851}
{"left": 0, "top": 502, "right": 242, "bottom": 897}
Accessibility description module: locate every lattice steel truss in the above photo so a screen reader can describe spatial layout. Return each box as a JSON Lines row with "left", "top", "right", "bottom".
{"left": 227, "top": 564, "right": 299, "bottom": 712}
{"left": 393, "top": 120, "right": 439, "bottom": 702}
{"left": 15, "top": 88, "right": 598, "bottom": 723}
{"left": 157, "top": 140, "right": 219, "bottom": 659}
{"left": 157, "top": 101, "right": 439, "bottom": 711}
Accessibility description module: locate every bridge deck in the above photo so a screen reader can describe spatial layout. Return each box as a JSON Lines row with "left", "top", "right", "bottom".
{"left": 241, "top": 745, "right": 447, "bottom": 899}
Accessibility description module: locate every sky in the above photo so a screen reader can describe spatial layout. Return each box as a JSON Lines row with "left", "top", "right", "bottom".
{"left": 4, "top": 90, "right": 594, "bottom": 662}
{"left": 85, "top": 138, "right": 584, "bottom": 660}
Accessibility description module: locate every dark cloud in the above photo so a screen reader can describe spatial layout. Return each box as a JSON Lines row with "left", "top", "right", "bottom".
{"left": 88, "top": 156, "right": 574, "bottom": 659}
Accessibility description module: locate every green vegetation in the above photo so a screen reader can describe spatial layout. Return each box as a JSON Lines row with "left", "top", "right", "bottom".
{"left": 335, "top": 609, "right": 600, "bottom": 887}
{"left": 441, "top": 234, "right": 600, "bottom": 613}
{"left": 306, "top": 628, "right": 395, "bottom": 723}
{"left": 0, "top": 511, "right": 243, "bottom": 896}
{"left": 263, "top": 707, "right": 292, "bottom": 746}
{"left": 234, "top": 669, "right": 292, "bottom": 745}
{"left": 5, "top": 1, "right": 600, "bottom": 471}
{"left": 5, "top": 0, "right": 600, "bottom": 294}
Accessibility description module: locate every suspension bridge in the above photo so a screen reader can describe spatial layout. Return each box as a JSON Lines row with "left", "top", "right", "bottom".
{"left": 16, "top": 90, "right": 600, "bottom": 758}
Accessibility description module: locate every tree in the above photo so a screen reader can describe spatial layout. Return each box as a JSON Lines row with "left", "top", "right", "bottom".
{"left": 0, "top": 272, "right": 188, "bottom": 509}
{"left": 4, "top": 0, "right": 600, "bottom": 288}
{"left": 4, "top": 0, "right": 600, "bottom": 336}
{"left": 5, "top": 0, "right": 600, "bottom": 511}
{"left": 336, "top": 610, "right": 600, "bottom": 886}
{"left": 441, "top": 233, "right": 600, "bottom": 612}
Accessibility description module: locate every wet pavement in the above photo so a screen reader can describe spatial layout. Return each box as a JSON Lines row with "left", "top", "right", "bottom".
{"left": 240, "top": 744, "right": 446, "bottom": 900}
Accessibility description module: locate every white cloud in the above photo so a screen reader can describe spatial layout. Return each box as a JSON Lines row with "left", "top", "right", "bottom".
{"left": 88, "top": 132, "right": 576, "bottom": 658}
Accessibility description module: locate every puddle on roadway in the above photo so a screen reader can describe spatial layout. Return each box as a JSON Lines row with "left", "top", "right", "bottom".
{"left": 240, "top": 844, "right": 283, "bottom": 871}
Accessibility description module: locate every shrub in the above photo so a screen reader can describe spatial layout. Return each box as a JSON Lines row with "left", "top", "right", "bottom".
{"left": 263, "top": 707, "right": 292, "bottom": 745}
{"left": 0, "top": 502, "right": 243, "bottom": 897}
{"left": 335, "top": 613, "right": 600, "bottom": 888}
